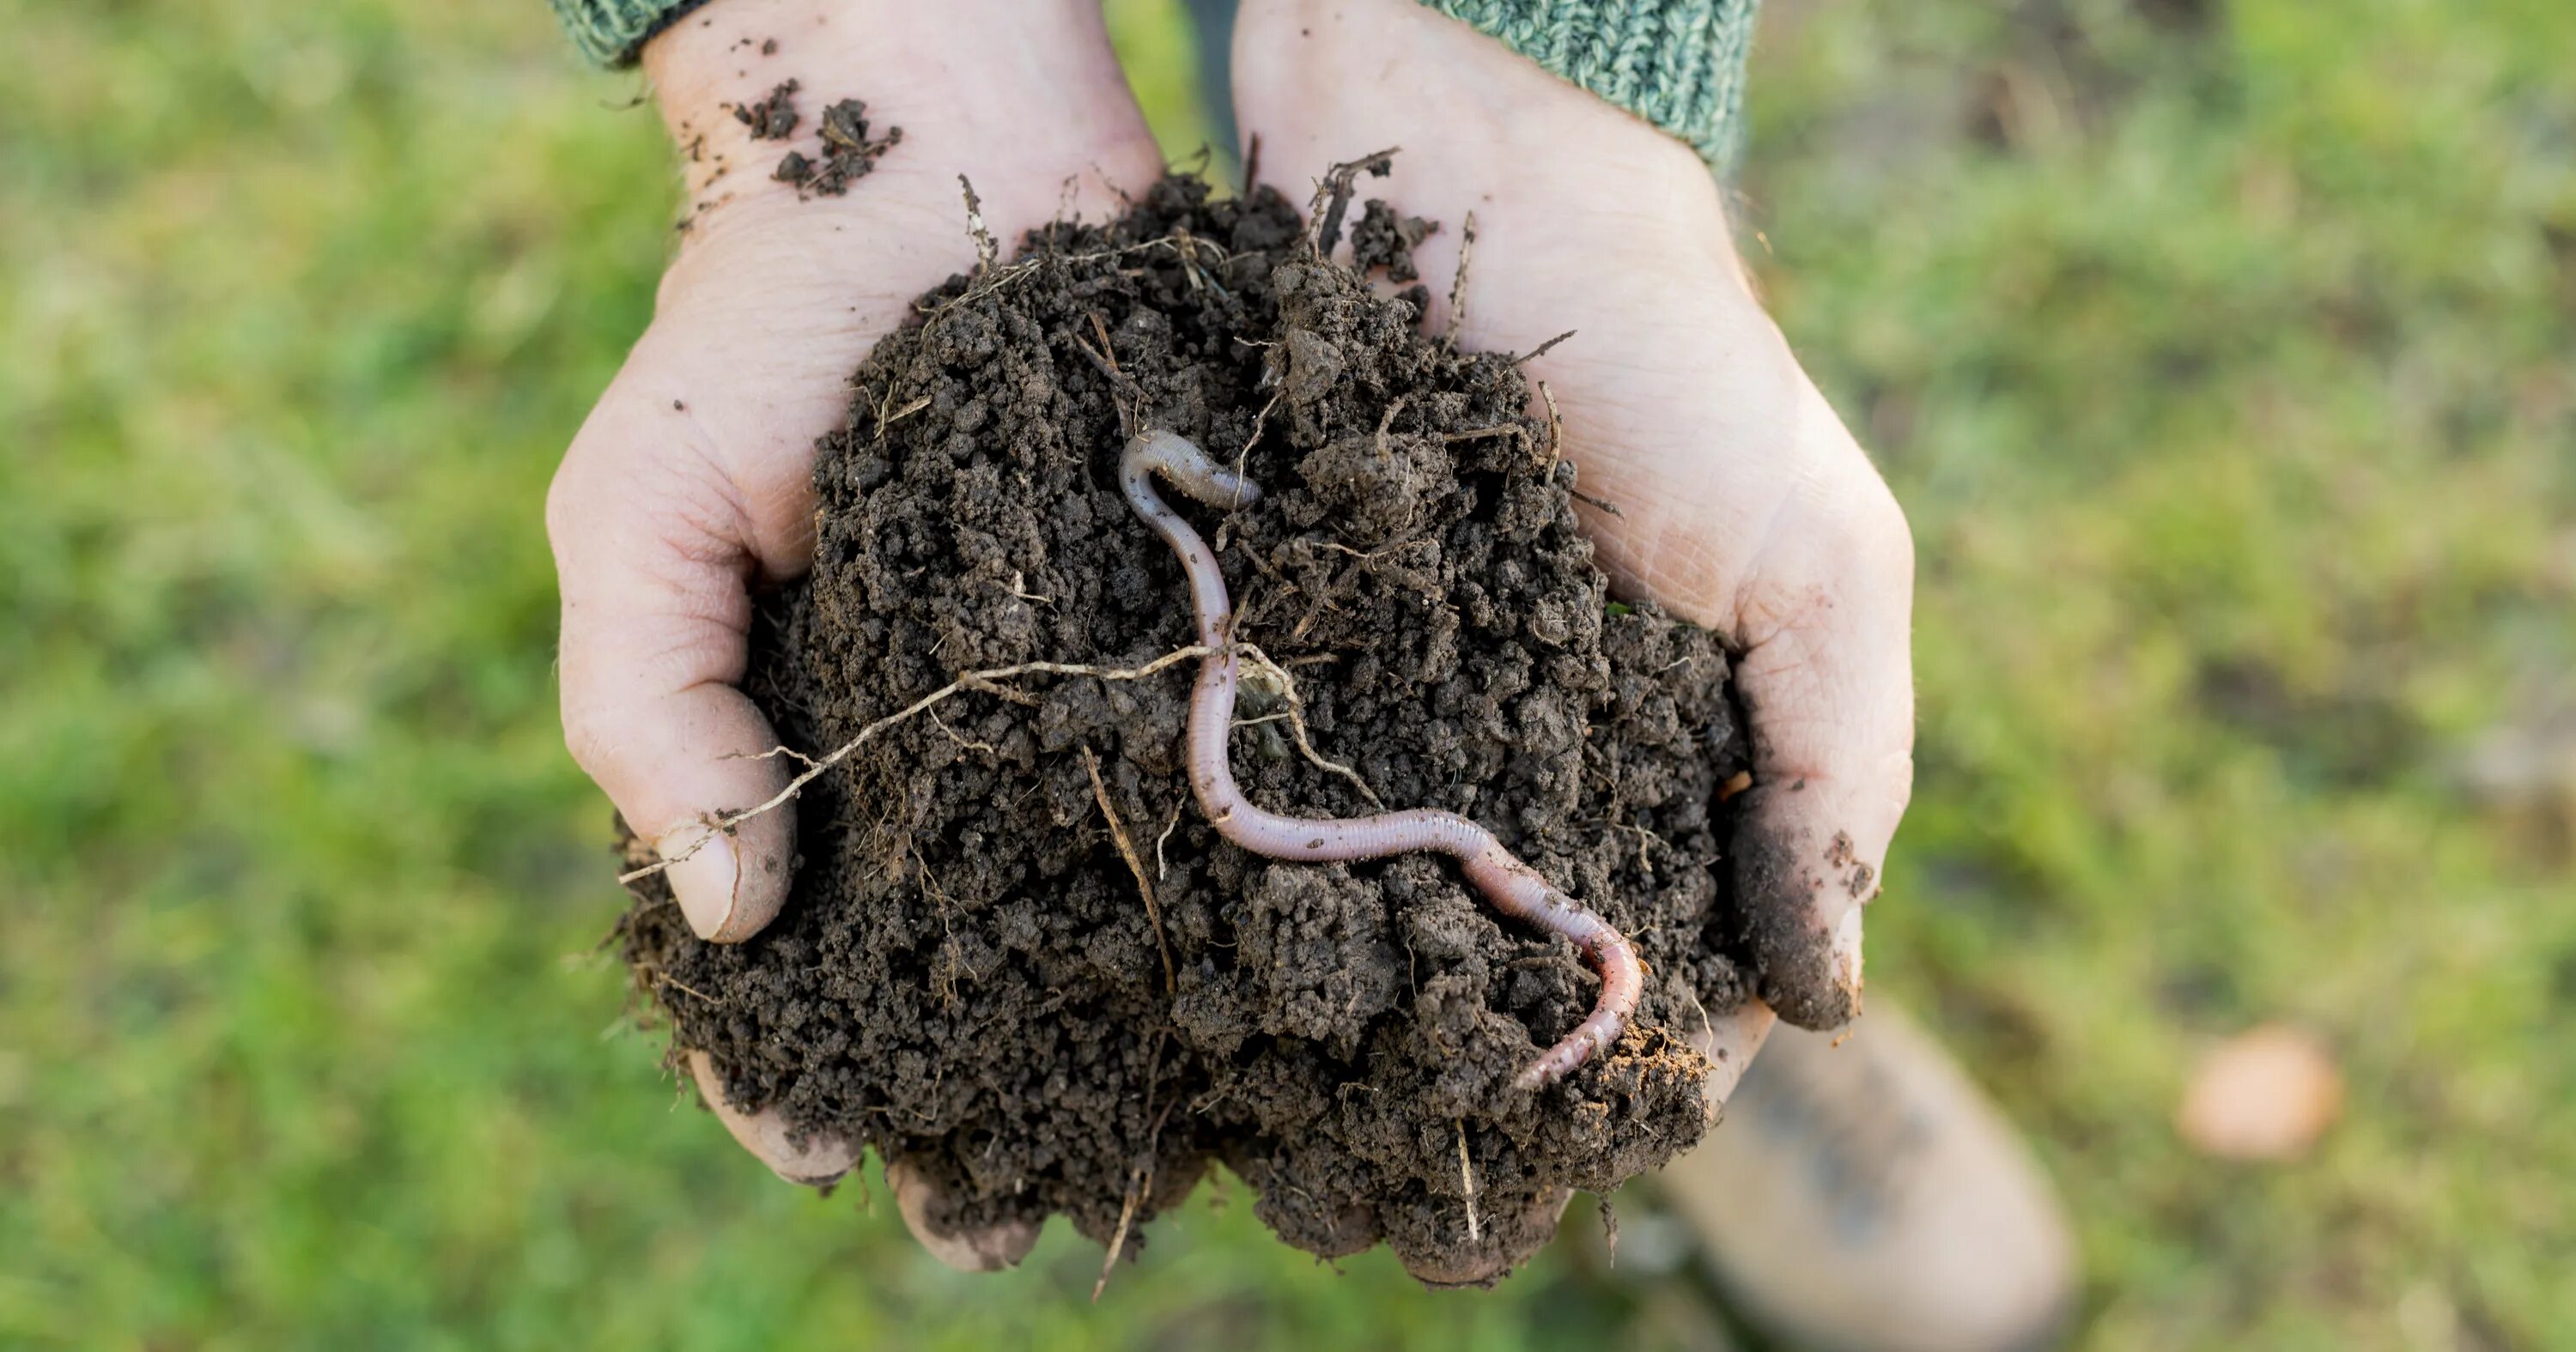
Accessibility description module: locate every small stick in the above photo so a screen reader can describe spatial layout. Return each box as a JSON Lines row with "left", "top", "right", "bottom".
{"left": 1443, "top": 211, "right": 1477, "bottom": 351}
{"left": 1094, "top": 1168, "right": 1144, "bottom": 1302}
{"left": 878, "top": 396, "right": 931, "bottom": 438}
{"left": 1121, "top": 429, "right": 1643, "bottom": 1091}
{"left": 1539, "top": 381, "right": 1563, "bottom": 469}
{"left": 1085, "top": 745, "right": 1175, "bottom": 995}
{"left": 958, "top": 174, "right": 998, "bottom": 272}
{"left": 1308, "top": 147, "right": 1400, "bottom": 257}
{"left": 1571, "top": 488, "right": 1625, "bottom": 519}
{"left": 1087, "top": 311, "right": 1123, "bottom": 375}
{"left": 1513, "top": 330, "right": 1577, "bottom": 367}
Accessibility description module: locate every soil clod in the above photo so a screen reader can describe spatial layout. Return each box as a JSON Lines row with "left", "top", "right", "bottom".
{"left": 1352, "top": 198, "right": 1439, "bottom": 282}
{"left": 733, "top": 79, "right": 799, "bottom": 139}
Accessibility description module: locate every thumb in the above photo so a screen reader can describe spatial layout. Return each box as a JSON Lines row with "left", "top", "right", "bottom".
{"left": 1722, "top": 378, "right": 1916, "bottom": 1028}
{"left": 547, "top": 397, "right": 804, "bottom": 943}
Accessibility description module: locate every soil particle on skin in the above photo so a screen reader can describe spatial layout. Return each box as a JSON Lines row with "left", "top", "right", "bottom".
{"left": 616, "top": 171, "right": 1758, "bottom": 1282}
{"left": 733, "top": 78, "right": 799, "bottom": 140}
{"left": 775, "top": 97, "right": 902, "bottom": 196}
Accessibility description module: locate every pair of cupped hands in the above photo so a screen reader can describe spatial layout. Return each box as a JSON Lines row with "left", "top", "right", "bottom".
{"left": 548, "top": 0, "right": 1914, "bottom": 1282}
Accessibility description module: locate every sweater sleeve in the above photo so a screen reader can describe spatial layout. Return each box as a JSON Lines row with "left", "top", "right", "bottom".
{"left": 1418, "top": 0, "right": 1759, "bottom": 169}
{"left": 548, "top": 0, "right": 710, "bottom": 69}
{"left": 547, "top": 0, "right": 1758, "bottom": 167}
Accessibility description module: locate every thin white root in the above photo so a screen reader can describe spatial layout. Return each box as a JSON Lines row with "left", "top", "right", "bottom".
{"left": 1093, "top": 1167, "right": 1144, "bottom": 1302}
{"left": 1235, "top": 641, "right": 1383, "bottom": 809}
{"left": 620, "top": 646, "right": 1213, "bottom": 886}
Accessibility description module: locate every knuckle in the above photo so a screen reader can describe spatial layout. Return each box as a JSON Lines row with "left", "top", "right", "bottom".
{"left": 542, "top": 448, "right": 592, "bottom": 563}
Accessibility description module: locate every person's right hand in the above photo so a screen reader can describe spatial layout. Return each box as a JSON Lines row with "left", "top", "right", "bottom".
{"left": 544, "top": 0, "right": 1162, "bottom": 1270}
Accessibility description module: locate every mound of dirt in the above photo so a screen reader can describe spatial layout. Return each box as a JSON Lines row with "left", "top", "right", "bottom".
{"left": 617, "top": 170, "right": 1758, "bottom": 1282}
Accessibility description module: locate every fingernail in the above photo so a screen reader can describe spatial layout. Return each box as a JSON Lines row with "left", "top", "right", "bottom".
{"left": 1829, "top": 904, "right": 1865, "bottom": 1000}
{"left": 690, "top": 1051, "right": 857, "bottom": 1184}
{"left": 890, "top": 1161, "right": 1042, "bottom": 1272}
{"left": 658, "top": 824, "right": 741, "bottom": 941}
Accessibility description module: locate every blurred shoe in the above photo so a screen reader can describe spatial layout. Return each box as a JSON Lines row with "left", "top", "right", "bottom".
{"left": 1656, "top": 1003, "right": 2076, "bottom": 1352}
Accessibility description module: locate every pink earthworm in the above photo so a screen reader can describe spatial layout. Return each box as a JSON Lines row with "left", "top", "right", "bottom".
{"left": 1120, "top": 428, "right": 1644, "bottom": 1091}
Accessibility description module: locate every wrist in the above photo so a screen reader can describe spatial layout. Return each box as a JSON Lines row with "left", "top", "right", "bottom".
{"left": 1242, "top": 0, "right": 1756, "bottom": 173}
{"left": 1241, "top": 0, "right": 1743, "bottom": 255}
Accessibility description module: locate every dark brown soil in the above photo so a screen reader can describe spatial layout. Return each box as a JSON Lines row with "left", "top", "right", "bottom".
{"left": 732, "top": 79, "right": 799, "bottom": 140}
{"left": 775, "top": 97, "right": 902, "bottom": 197}
{"left": 1350, "top": 198, "right": 1437, "bottom": 283}
{"left": 736, "top": 81, "right": 902, "bottom": 197}
{"left": 617, "top": 171, "right": 1758, "bottom": 1282}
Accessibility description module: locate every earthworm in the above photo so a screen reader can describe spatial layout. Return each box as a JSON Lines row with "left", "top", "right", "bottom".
{"left": 1120, "top": 428, "right": 1643, "bottom": 1091}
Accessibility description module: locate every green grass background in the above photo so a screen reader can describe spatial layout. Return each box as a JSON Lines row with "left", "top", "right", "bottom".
{"left": 3, "top": 0, "right": 2571, "bottom": 1346}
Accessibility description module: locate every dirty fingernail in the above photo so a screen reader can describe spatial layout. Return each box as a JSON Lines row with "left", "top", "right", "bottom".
{"left": 658, "top": 824, "right": 741, "bottom": 941}
{"left": 688, "top": 1050, "right": 856, "bottom": 1185}
{"left": 889, "top": 1160, "right": 1042, "bottom": 1272}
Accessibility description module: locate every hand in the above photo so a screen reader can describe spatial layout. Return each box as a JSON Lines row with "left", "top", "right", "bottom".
{"left": 1231, "top": 0, "right": 1917, "bottom": 1258}
{"left": 545, "top": 0, "right": 1162, "bottom": 1267}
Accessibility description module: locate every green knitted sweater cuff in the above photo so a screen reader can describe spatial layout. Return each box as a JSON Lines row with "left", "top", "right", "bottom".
{"left": 550, "top": 0, "right": 708, "bottom": 67}
{"left": 1417, "top": 0, "right": 1759, "bottom": 169}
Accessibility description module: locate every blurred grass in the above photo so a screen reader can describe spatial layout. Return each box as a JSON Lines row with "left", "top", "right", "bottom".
{"left": 1, "top": 0, "right": 2569, "bottom": 1346}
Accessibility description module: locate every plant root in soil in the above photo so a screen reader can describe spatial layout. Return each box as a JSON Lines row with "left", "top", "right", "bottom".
{"left": 1121, "top": 427, "right": 1643, "bottom": 1091}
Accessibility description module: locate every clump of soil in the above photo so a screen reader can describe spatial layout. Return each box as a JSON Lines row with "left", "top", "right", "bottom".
{"left": 1350, "top": 198, "right": 1438, "bottom": 283}
{"left": 617, "top": 170, "right": 1757, "bottom": 1282}
{"left": 732, "top": 79, "right": 903, "bottom": 196}
{"left": 775, "top": 98, "right": 902, "bottom": 197}
{"left": 732, "top": 79, "right": 799, "bottom": 140}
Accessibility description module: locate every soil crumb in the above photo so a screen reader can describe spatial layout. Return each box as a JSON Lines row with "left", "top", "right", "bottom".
{"left": 617, "top": 170, "right": 1756, "bottom": 1282}
{"left": 1352, "top": 198, "right": 1438, "bottom": 283}
{"left": 733, "top": 78, "right": 799, "bottom": 140}
{"left": 775, "top": 97, "right": 902, "bottom": 196}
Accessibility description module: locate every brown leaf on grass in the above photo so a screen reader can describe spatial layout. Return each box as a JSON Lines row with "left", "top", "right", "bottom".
{"left": 2177, "top": 1024, "right": 2344, "bottom": 1161}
